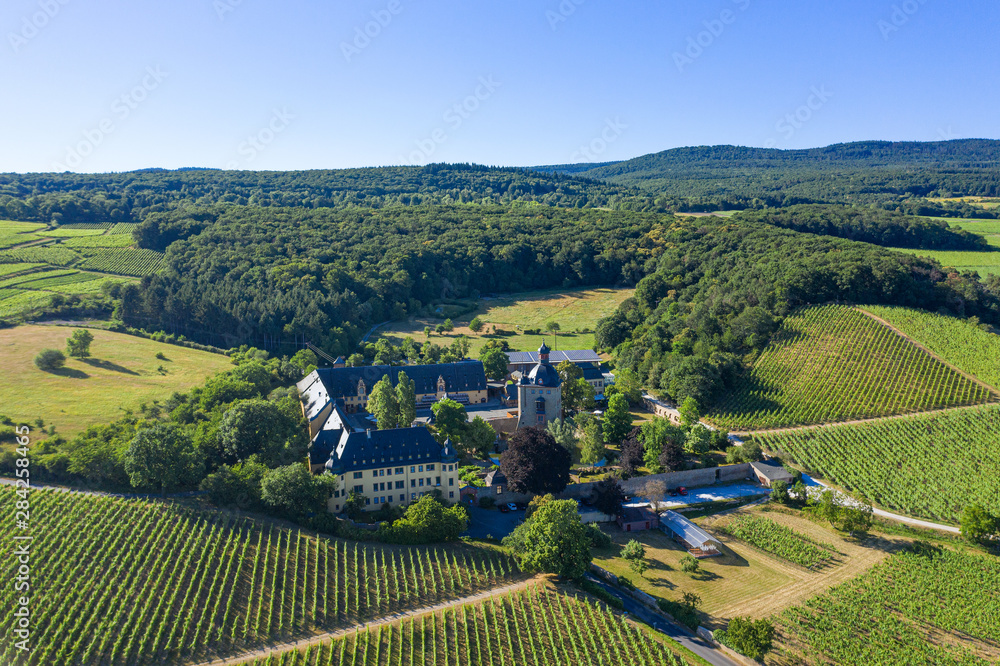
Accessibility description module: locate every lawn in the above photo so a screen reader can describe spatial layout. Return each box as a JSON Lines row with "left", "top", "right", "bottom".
{"left": 892, "top": 246, "right": 1000, "bottom": 277}
{"left": 377, "top": 286, "right": 633, "bottom": 356}
{"left": 593, "top": 504, "right": 899, "bottom": 630}
{"left": 0, "top": 325, "right": 232, "bottom": 439}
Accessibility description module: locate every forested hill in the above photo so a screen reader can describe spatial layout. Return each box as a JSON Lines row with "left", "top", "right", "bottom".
{"left": 116, "top": 205, "right": 671, "bottom": 353}
{"left": 0, "top": 163, "right": 662, "bottom": 224}
{"left": 595, "top": 215, "right": 1000, "bottom": 407}
{"left": 537, "top": 140, "right": 1000, "bottom": 213}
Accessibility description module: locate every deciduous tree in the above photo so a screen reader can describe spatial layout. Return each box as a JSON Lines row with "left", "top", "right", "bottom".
{"left": 602, "top": 393, "right": 632, "bottom": 445}
{"left": 502, "top": 499, "right": 591, "bottom": 579}
{"left": 66, "top": 329, "right": 94, "bottom": 358}
{"left": 500, "top": 426, "right": 571, "bottom": 495}
{"left": 125, "top": 423, "right": 204, "bottom": 495}
{"left": 368, "top": 375, "right": 400, "bottom": 430}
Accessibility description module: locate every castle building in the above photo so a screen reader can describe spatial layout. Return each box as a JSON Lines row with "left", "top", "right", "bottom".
{"left": 515, "top": 342, "right": 563, "bottom": 429}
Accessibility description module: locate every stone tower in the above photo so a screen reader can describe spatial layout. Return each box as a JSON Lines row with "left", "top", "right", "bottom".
{"left": 516, "top": 342, "right": 563, "bottom": 430}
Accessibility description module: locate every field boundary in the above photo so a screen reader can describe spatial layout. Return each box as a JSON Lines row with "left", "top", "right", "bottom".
{"left": 856, "top": 306, "right": 1000, "bottom": 396}
{"left": 191, "top": 576, "right": 540, "bottom": 666}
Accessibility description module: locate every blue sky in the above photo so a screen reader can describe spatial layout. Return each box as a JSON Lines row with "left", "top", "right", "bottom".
{"left": 2, "top": 0, "right": 997, "bottom": 172}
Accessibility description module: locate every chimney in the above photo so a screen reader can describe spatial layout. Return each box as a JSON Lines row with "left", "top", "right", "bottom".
{"left": 366, "top": 429, "right": 371, "bottom": 439}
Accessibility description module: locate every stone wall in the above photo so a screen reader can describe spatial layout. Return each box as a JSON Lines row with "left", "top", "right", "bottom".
{"left": 559, "top": 463, "right": 753, "bottom": 500}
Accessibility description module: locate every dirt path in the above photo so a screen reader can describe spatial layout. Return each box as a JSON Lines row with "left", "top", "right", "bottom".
{"left": 702, "top": 508, "right": 901, "bottom": 622}
{"left": 190, "top": 576, "right": 540, "bottom": 666}
{"left": 856, "top": 307, "right": 1000, "bottom": 395}
{"left": 729, "top": 401, "right": 991, "bottom": 438}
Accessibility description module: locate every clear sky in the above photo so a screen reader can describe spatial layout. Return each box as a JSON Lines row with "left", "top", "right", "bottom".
{"left": 3, "top": 0, "right": 997, "bottom": 173}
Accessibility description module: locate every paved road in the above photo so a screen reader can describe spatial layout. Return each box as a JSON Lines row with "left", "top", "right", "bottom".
{"left": 801, "top": 475, "right": 961, "bottom": 534}
{"left": 584, "top": 575, "right": 740, "bottom": 666}
{"left": 462, "top": 504, "right": 523, "bottom": 539}
{"left": 359, "top": 320, "right": 393, "bottom": 344}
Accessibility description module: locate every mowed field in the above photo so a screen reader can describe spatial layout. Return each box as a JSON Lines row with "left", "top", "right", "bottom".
{"left": 377, "top": 287, "right": 633, "bottom": 356}
{"left": 592, "top": 504, "right": 894, "bottom": 631}
{"left": 891, "top": 246, "right": 1000, "bottom": 277}
{"left": 0, "top": 325, "right": 231, "bottom": 439}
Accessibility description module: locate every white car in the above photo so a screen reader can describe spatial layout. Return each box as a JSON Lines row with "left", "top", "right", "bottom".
{"left": 506, "top": 503, "right": 519, "bottom": 512}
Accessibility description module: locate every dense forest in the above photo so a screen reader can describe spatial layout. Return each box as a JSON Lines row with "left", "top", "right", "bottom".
{"left": 541, "top": 140, "right": 1000, "bottom": 214}
{"left": 729, "top": 204, "right": 992, "bottom": 250}
{"left": 0, "top": 164, "right": 665, "bottom": 224}
{"left": 596, "top": 216, "right": 1000, "bottom": 407}
{"left": 115, "top": 205, "right": 670, "bottom": 353}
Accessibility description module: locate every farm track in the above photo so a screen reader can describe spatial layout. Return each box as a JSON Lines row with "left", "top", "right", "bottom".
{"left": 856, "top": 307, "right": 1000, "bottom": 396}
{"left": 191, "top": 576, "right": 540, "bottom": 666}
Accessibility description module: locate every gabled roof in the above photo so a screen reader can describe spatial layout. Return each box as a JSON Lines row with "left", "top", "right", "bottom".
{"left": 505, "top": 350, "right": 601, "bottom": 365}
{"left": 581, "top": 363, "right": 604, "bottom": 380}
{"left": 325, "top": 426, "right": 447, "bottom": 474}
{"left": 484, "top": 469, "right": 507, "bottom": 487}
{"left": 620, "top": 506, "right": 657, "bottom": 524}
{"left": 660, "top": 510, "right": 719, "bottom": 549}
{"left": 301, "top": 361, "right": 487, "bottom": 404}
{"left": 750, "top": 460, "right": 796, "bottom": 482}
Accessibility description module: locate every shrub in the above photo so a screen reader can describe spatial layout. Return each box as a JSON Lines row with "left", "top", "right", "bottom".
{"left": 34, "top": 348, "right": 66, "bottom": 372}
{"left": 726, "top": 617, "right": 775, "bottom": 660}
{"left": 578, "top": 579, "right": 624, "bottom": 610}
{"left": 680, "top": 554, "right": 700, "bottom": 574}
{"left": 478, "top": 496, "right": 496, "bottom": 509}
{"left": 586, "top": 523, "right": 613, "bottom": 549}
{"left": 657, "top": 597, "right": 700, "bottom": 631}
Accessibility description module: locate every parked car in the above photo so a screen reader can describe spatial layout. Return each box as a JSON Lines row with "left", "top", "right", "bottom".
{"left": 499, "top": 504, "right": 510, "bottom": 513}
{"left": 668, "top": 489, "right": 679, "bottom": 497}
{"left": 580, "top": 496, "right": 594, "bottom": 507}
{"left": 514, "top": 502, "right": 528, "bottom": 510}
{"left": 506, "top": 503, "right": 519, "bottom": 512}
{"left": 678, "top": 487, "right": 688, "bottom": 496}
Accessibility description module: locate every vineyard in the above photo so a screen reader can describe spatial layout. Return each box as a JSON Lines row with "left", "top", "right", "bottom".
{"left": 776, "top": 547, "right": 1000, "bottom": 665}
{"left": 0, "top": 490, "right": 521, "bottom": 666}
{"left": 0, "top": 262, "right": 44, "bottom": 278}
{"left": 0, "top": 290, "right": 53, "bottom": 317}
{"left": 758, "top": 405, "right": 1000, "bottom": 521}
{"left": 79, "top": 248, "right": 166, "bottom": 276}
{"left": 63, "top": 234, "right": 137, "bottom": 248}
{"left": 0, "top": 269, "right": 79, "bottom": 289}
{"left": 862, "top": 305, "right": 1000, "bottom": 391}
{"left": 233, "top": 585, "right": 690, "bottom": 666}
{"left": 0, "top": 245, "right": 82, "bottom": 266}
{"left": 708, "top": 305, "right": 994, "bottom": 430}
{"left": 720, "top": 515, "right": 838, "bottom": 569}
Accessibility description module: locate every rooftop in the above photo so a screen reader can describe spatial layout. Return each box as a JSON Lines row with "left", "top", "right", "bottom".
{"left": 750, "top": 460, "right": 796, "bottom": 482}
{"left": 660, "top": 510, "right": 720, "bottom": 550}
{"left": 506, "top": 349, "right": 601, "bottom": 366}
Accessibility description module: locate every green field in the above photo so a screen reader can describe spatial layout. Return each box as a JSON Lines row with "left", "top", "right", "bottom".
{"left": 0, "top": 325, "right": 232, "bottom": 438}
{"left": 891, "top": 246, "right": 1000, "bottom": 277}
{"left": 708, "top": 305, "right": 993, "bottom": 431}
{"left": 862, "top": 305, "right": 1000, "bottom": 390}
{"left": 377, "top": 287, "right": 632, "bottom": 356}
{"left": 0, "top": 489, "right": 522, "bottom": 666}
{"left": 233, "top": 584, "right": 691, "bottom": 666}
{"left": 758, "top": 405, "right": 1000, "bottom": 521}
{"left": 776, "top": 547, "right": 1000, "bottom": 666}
{"left": 0, "top": 220, "right": 160, "bottom": 318}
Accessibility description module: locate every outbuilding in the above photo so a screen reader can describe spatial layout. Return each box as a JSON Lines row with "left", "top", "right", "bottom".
{"left": 750, "top": 460, "right": 796, "bottom": 488}
{"left": 659, "top": 510, "right": 722, "bottom": 558}
{"left": 617, "top": 506, "right": 658, "bottom": 532}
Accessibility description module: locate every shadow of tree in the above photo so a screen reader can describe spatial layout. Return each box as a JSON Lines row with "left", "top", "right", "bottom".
{"left": 81, "top": 358, "right": 140, "bottom": 376}
{"left": 48, "top": 366, "right": 89, "bottom": 379}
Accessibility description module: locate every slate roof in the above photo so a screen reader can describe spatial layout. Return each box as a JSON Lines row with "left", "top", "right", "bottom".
{"left": 581, "top": 363, "right": 604, "bottom": 381}
{"left": 505, "top": 350, "right": 601, "bottom": 365}
{"left": 300, "top": 361, "right": 487, "bottom": 406}
{"left": 526, "top": 362, "right": 562, "bottom": 388}
{"left": 750, "top": 460, "right": 796, "bottom": 483}
{"left": 660, "top": 510, "right": 719, "bottom": 549}
{"left": 620, "top": 506, "right": 657, "bottom": 524}
{"left": 484, "top": 469, "right": 507, "bottom": 487}
{"left": 325, "top": 426, "right": 454, "bottom": 474}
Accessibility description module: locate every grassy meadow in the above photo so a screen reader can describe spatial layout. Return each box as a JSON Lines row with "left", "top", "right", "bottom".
{"left": 377, "top": 287, "right": 633, "bottom": 356}
{"left": 0, "top": 325, "right": 232, "bottom": 439}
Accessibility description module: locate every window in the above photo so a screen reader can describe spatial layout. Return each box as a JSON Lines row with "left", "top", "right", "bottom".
{"left": 435, "top": 476, "right": 440, "bottom": 486}
{"left": 400, "top": 494, "right": 405, "bottom": 502}
{"left": 365, "top": 498, "right": 371, "bottom": 505}
{"left": 353, "top": 472, "right": 363, "bottom": 480}
{"left": 418, "top": 465, "right": 424, "bottom": 473}
{"left": 419, "top": 478, "right": 424, "bottom": 487}
{"left": 449, "top": 491, "right": 454, "bottom": 499}
{"left": 448, "top": 478, "right": 454, "bottom": 486}
{"left": 387, "top": 495, "right": 393, "bottom": 502}
{"left": 380, "top": 482, "right": 386, "bottom": 491}
{"left": 372, "top": 484, "right": 378, "bottom": 493}
{"left": 354, "top": 485, "right": 363, "bottom": 493}
{"left": 427, "top": 464, "right": 435, "bottom": 471}
{"left": 395, "top": 467, "right": 403, "bottom": 474}
{"left": 410, "top": 466, "right": 415, "bottom": 473}
{"left": 496, "top": 486, "right": 503, "bottom": 495}
{"left": 411, "top": 493, "right": 416, "bottom": 500}
{"left": 547, "top": 390, "right": 551, "bottom": 394}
